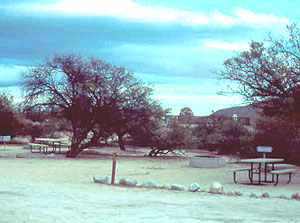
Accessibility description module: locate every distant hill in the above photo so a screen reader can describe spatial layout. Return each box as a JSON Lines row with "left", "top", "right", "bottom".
{"left": 212, "top": 105, "right": 262, "bottom": 120}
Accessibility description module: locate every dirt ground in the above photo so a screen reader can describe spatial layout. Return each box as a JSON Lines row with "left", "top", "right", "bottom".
{"left": 0, "top": 144, "right": 300, "bottom": 223}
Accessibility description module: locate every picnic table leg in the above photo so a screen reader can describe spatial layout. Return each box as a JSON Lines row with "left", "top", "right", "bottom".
{"left": 264, "top": 163, "right": 267, "bottom": 182}
{"left": 273, "top": 174, "right": 279, "bottom": 186}
{"left": 258, "top": 163, "right": 261, "bottom": 185}
{"left": 58, "top": 142, "right": 62, "bottom": 154}
{"left": 52, "top": 143, "right": 56, "bottom": 153}
{"left": 43, "top": 146, "right": 47, "bottom": 154}
{"left": 271, "top": 163, "right": 275, "bottom": 182}
{"left": 248, "top": 169, "right": 252, "bottom": 181}
{"left": 287, "top": 173, "right": 292, "bottom": 183}
{"left": 250, "top": 163, "right": 254, "bottom": 184}
{"left": 233, "top": 172, "right": 237, "bottom": 183}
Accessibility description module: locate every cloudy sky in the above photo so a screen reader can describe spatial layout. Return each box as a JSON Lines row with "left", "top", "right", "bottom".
{"left": 0, "top": 0, "right": 297, "bottom": 115}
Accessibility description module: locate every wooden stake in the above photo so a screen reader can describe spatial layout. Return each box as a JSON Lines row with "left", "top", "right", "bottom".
{"left": 111, "top": 153, "right": 117, "bottom": 184}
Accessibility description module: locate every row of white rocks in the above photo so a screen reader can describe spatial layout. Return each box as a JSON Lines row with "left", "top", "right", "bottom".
{"left": 93, "top": 174, "right": 300, "bottom": 200}
{"left": 93, "top": 174, "right": 223, "bottom": 193}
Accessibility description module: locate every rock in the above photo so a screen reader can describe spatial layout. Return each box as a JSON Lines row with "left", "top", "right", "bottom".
{"left": 119, "top": 177, "right": 137, "bottom": 186}
{"left": 188, "top": 182, "right": 200, "bottom": 192}
{"left": 234, "top": 191, "right": 242, "bottom": 196}
{"left": 291, "top": 193, "right": 300, "bottom": 200}
{"left": 278, "top": 195, "right": 288, "bottom": 199}
{"left": 158, "top": 184, "right": 170, "bottom": 190}
{"left": 93, "top": 174, "right": 109, "bottom": 184}
{"left": 250, "top": 193, "right": 257, "bottom": 198}
{"left": 210, "top": 181, "right": 223, "bottom": 194}
{"left": 140, "top": 180, "right": 157, "bottom": 188}
{"left": 16, "top": 154, "right": 25, "bottom": 158}
{"left": 23, "top": 145, "right": 30, "bottom": 150}
{"left": 170, "top": 184, "right": 184, "bottom": 191}
{"left": 226, "top": 191, "right": 234, "bottom": 196}
{"left": 46, "top": 153, "right": 55, "bottom": 158}
{"left": 114, "top": 180, "right": 119, "bottom": 185}
{"left": 261, "top": 192, "right": 270, "bottom": 198}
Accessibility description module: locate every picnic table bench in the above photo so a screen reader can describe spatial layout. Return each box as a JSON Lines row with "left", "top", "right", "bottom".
{"left": 270, "top": 169, "right": 297, "bottom": 186}
{"left": 28, "top": 143, "right": 49, "bottom": 154}
{"left": 233, "top": 168, "right": 252, "bottom": 183}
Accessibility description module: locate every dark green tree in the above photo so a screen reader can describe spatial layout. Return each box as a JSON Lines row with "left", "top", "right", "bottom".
{"left": 111, "top": 101, "right": 168, "bottom": 151}
{"left": 218, "top": 24, "right": 300, "bottom": 117}
{"left": 217, "top": 23, "right": 300, "bottom": 161}
{"left": 195, "top": 115, "right": 252, "bottom": 154}
{"left": 0, "top": 93, "right": 17, "bottom": 136}
{"left": 22, "top": 54, "right": 161, "bottom": 158}
{"left": 147, "top": 121, "right": 198, "bottom": 157}
{"left": 178, "top": 107, "right": 194, "bottom": 124}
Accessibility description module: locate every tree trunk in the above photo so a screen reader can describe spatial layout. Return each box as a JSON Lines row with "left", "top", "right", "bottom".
{"left": 117, "top": 133, "right": 126, "bottom": 151}
{"left": 66, "top": 143, "right": 84, "bottom": 158}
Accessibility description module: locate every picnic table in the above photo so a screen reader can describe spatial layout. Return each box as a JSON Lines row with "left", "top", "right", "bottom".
{"left": 35, "top": 138, "right": 67, "bottom": 154}
{"left": 239, "top": 158, "right": 284, "bottom": 185}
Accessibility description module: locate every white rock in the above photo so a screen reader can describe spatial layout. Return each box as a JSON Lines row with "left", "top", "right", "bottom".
{"left": 188, "top": 182, "right": 200, "bottom": 192}
{"left": 114, "top": 180, "right": 119, "bottom": 185}
{"left": 93, "top": 174, "right": 109, "bottom": 184}
{"left": 262, "top": 192, "right": 270, "bottom": 198}
{"left": 23, "top": 145, "right": 30, "bottom": 150}
{"left": 140, "top": 180, "right": 157, "bottom": 188}
{"left": 16, "top": 154, "right": 25, "bottom": 158}
{"left": 170, "top": 184, "right": 184, "bottom": 191}
{"left": 210, "top": 181, "right": 223, "bottom": 194}
{"left": 158, "top": 184, "right": 169, "bottom": 189}
{"left": 46, "top": 153, "right": 55, "bottom": 158}
{"left": 119, "top": 177, "right": 137, "bottom": 186}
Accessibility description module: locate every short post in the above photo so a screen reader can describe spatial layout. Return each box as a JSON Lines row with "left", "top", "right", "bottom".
{"left": 111, "top": 153, "right": 117, "bottom": 184}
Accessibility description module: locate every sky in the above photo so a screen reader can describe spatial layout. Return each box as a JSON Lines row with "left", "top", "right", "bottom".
{"left": 0, "top": 0, "right": 298, "bottom": 115}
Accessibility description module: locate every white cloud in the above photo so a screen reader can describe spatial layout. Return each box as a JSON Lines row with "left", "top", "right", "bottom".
{"left": 236, "top": 8, "right": 288, "bottom": 27}
{"left": 153, "top": 92, "right": 242, "bottom": 116}
{"left": 203, "top": 40, "right": 250, "bottom": 51}
{"left": 23, "top": 0, "right": 288, "bottom": 28}
{"left": 0, "top": 65, "right": 26, "bottom": 85}
{"left": 151, "top": 81, "right": 243, "bottom": 115}
{"left": 0, "top": 86, "right": 23, "bottom": 103}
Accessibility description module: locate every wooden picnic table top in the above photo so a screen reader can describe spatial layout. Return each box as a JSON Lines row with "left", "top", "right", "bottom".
{"left": 35, "top": 138, "right": 66, "bottom": 143}
{"left": 240, "top": 158, "right": 284, "bottom": 164}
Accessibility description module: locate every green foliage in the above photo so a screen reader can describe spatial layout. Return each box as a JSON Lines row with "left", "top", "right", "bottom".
{"left": 178, "top": 107, "right": 194, "bottom": 124}
{"left": 253, "top": 115, "right": 300, "bottom": 164}
{"left": 147, "top": 122, "right": 198, "bottom": 157}
{"left": 195, "top": 116, "right": 253, "bottom": 154}
{"left": 22, "top": 54, "right": 163, "bottom": 157}
{"left": 0, "top": 93, "right": 20, "bottom": 137}
{"left": 127, "top": 103, "right": 169, "bottom": 148}
{"left": 218, "top": 23, "right": 300, "bottom": 117}
{"left": 218, "top": 23, "right": 300, "bottom": 162}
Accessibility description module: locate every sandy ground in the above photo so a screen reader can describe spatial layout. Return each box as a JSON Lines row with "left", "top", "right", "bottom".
{"left": 0, "top": 144, "right": 300, "bottom": 223}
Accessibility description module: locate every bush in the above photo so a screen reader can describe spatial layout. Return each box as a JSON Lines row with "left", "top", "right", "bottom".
{"left": 195, "top": 116, "right": 253, "bottom": 155}
{"left": 0, "top": 93, "right": 21, "bottom": 137}
{"left": 253, "top": 115, "right": 300, "bottom": 164}
{"left": 147, "top": 122, "right": 198, "bottom": 157}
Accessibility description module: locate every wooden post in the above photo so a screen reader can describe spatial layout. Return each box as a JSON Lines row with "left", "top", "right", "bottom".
{"left": 111, "top": 153, "right": 117, "bottom": 184}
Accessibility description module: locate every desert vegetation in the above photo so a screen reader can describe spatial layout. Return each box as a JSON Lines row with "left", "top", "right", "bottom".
{"left": 1, "top": 25, "right": 300, "bottom": 164}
